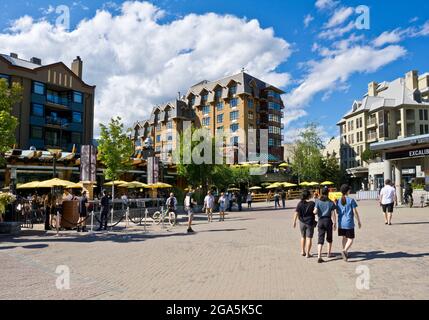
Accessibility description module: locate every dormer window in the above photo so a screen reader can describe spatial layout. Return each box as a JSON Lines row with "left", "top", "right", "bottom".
{"left": 201, "top": 93, "right": 208, "bottom": 104}
{"left": 189, "top": 96, "right": 195, "bottom": 107}
{"left": 229, "top": 85, "right": 237, "bottom": 96}
{"left": 215, "top": 88, "right": 223, "bottom": 100}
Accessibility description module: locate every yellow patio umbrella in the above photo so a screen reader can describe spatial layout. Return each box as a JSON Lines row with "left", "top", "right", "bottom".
{"left": 65, "top": 182, "right": 83, "bottom": 189}
{"left": 266, "top": 183, "right": 282, "bottom": 189}
{"left": 278, "top": 163, "right": 289, "bottom": 168}
{"left": 228, "top": 187, "right": 241, "bottom": 192}
{"left": 321, "top": 181, "right": 335, "bottom": 186}
{"left": 39, "top": 178, "right": 73, "bottom": 188}
{"left": 282, "top": 182, "right": 297, "bottom": 188}
{"left": 147, "top": 182, "right": 173, "bottom": 189}
{"left": 17, "top": 181, "right": 41, "bottom": 189}
{"left": 104, "top": 180, "right": 128, "bottom": 186}
{"left": 119, "top": 181, "right": 149, "bottom": 189}
{"left": 260, "top": 164, "right": 272, "bottom": 168}
{"left": 307, "top": 182, "right": 320, "bottom": 187}
{"left": 249, "top": 186, "right": 262, "bottom": 190}
{"left": 300, "top": 182, "right": 310, "bottom": 187}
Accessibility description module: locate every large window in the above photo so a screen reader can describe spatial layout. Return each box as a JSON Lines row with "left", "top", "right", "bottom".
{"left": 156, "top": 123, "right": 161, "bottom": 131}
{"left": 229, "top": 85, "right": 237, "bottom": 96}
{"left": 247, "top": 99, "right": 254, "bottom": 108}
{"left": 217, "top": 114, "right": 224, "bottom": 123}
{"left": 216, "top": 102, "right": 224, "bottom": 111}
{"left": 269, "top": 114, "right": 280, "bottom": 122}
{"left": 267, "top": 90, "right": 281, "bottom": 100}
{"left": 33, "top": 81, "right": 45, "bottom": 95}
{"left": 230, "top": 136, "right": 239, "bottom": 145}
{"left": 269, "top": 126, "right": 281, "bottom": 135}
{"left": 419, "top": 109, "right": 429, "bottom": 121}
{"left": 72, "top": 111, "right": 82, "bottom": 123}
{"left": 230, "top": 111, "right": 239, "bottom": 121}
{"left": 31, "top": 103, "right": 44, "bottom": 117}
{"left": 71, "top": 132, "right": 82, "bottom": 144}
{"left": 230, "top": 98, "right": 238, "bottom": 108}
{"left": 73, "top": 91, "right": 83, "bottom": 104}
{"left": 47, "top": 90, "right": 69, "bottom": 106}
{"left": 201, "top": 93, "right": 208, "bottom": 104}
{"left": 420, "top": 124, "right": 429, "bottom": 135}
{"left": 268, "top": 102, "right": 281, "bottom": 110}
{"left": 215, "top": 89, "right": 222, "bottom": 100}
{"left": 189, "top": 96, "right": 195, "bottom": 107}
{"left": 30, "top": 126, "right": 43, "bottom": 139}
{"left": 166, "top": 121, "right": 173, "bottom": 130}
{"left": 202, "top": 117, "right": 211, "bottom": 126}
{"left": 156, "top": 135, "right": 161, "bottom": 143}
{"left": 202, "top": 105, "right": 210, "bottom": 115}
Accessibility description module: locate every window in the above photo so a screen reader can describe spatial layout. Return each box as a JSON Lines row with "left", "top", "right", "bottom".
{"left": 72, "top": 112, "right": 82, "bottom": 123}
{"left": 217, "top": 126, "right": 224, "bottom": 133}
{"left": 202, "top": 105, "right": 210, "bottom": 115}
{"left": 230, "top": 111, "right": 239, "bottom": 121}
{"left": 201, "top": 93, "right": 208, "bottom": 103}
{"left": 202, "top": 117, "right": 211, "bottom": 126}
{"left": 229, "top": 85, "right": 237, "bottom": 96}
{"left": 230, "top": 136, "right": 239, "bottom": 145}
{"left": 33, "top": 81, "right": 45, "bottom": 95}
{"left": 47, "top": 90, "right": 69, "bottom": 106}
{"left": 189, "top": 96, "right": 195, "bottom": 107}
{"left": 419, "top": 109, "right": 429, "bottom": 121}
{"left": 267, "top": 90, "right": 281, "bottom": 100}
{"left": 31, "top": 103, "right": 44, "bottom": 117}
{"left": 155, "top": 146, "right": 161, "bottom": 152}
{"left": 269, "top": 114, "right": 280, "bottom": 122}
{"left": 167, "top": 135, "right": 173, "bottom": 141}
{"left": 215, "top": 88, "right": 222, "bottom": 99}
{"left": 230, "top": 98, "right": 238, "bottom": 108}
{"left": 420, "top": 124, "right": 429, "bottom": 135}
{"left": 30, "top": 126, "right": 43, "bottom": 139}
{"left": 269, "top": 126, "right": 281, "bottom": 135}
{"left": 166, "top": 121, "right": 173, "bottom": 129}
{"left": 71, "top": 132, "right": 82, "bottom": 144}
{"left": 230, "top": 124, "right": 239, "bottom": 133}
{"left": 73, "top": 91, "right": 83, "bottom": 104}
{"left": 248, "top": 99, "right": 254, "bottom": 108}
{"left": 217, "top": 114, "right": 224, "bottom": 123}
{"left": 248, "top": 111, "right": 254, "bottom": 120}
{"left": 216, "top": 102, "right": 224, "bottom": 111}
{"left": 156, "top": 135, "right": 161, "bottom": 143}
{"left": 268, "top": 102, "right": 281, "bottom": 110}
{"left": 156, "top": 123, "right": 161, "bottom": 131}
{"left": 269, "top": 138, "right": 274, "bottom": 147}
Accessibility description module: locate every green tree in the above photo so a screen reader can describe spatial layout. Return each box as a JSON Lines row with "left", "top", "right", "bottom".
{"left": 290, "top": 123, "right": 324, "bottom": 182}
{"left": 361, "top": 149, "right": 378, "bottom": 163}
{"left": 320, "top": 154, "right": 342, "bottom": 187}
{"left": 0, "top": 79, "right": 22, "bottom": 166}
{"left": 98, "top": 116, "right": 134, "bottom": 185}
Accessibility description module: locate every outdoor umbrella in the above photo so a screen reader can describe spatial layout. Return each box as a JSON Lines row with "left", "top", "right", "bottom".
{"left": 266, "top": 183, "right": 281, "bottom": 189}
{"left": 104, "top": 180, "right": 128, "bottom": 186}
{"left": 118, "top": 181, "right": 149, "bottom": 189}
{"left": 249, "top": 186, "right": 262, "bottom": 190}
{"left": 307, "top": 182, "right": 320, "bottom": 187}
{"left": 321, "top": 181, "right": 334, "bottom": 186}
{"left": 228, "top": 188, "right": 241, "bottom": 192}
{"left": 278, "top": 163, "right": 289, "bottom": 168}
{"left": 39, "top": 178, "right": 73, "bottom": 188}
{"left": 65, "top": 182, "right": 83, "bottom": 189}
{"left": 147, "top": 182, "right": 173, "bottom": 189}
{"left": 17, "top": 181, "right": 41, "bottom": 189}
{"left": 282, "top": 182, "right": 297, "bottom": 188}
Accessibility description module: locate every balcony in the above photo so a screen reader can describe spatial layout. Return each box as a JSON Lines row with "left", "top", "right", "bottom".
{"left": 367, "top": 118, "right": 377, "bottom": 128}
{"left": 45, "top": 116, "right": 69, "bottom": 128}
{"left": 367, "top": 132, "right": 377, "bottom": 142}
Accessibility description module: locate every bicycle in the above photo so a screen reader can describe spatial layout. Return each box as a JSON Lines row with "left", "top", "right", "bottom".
{"left": 152, "top": 206, "right": 176, "bottom": 226}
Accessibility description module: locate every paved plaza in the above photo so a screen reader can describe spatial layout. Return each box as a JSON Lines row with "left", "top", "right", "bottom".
{"left": 0, "top": 200, "right": 428, "bottom": 300}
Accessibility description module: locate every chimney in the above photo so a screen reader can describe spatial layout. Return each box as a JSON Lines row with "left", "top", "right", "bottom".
{"left": 30, "top": 57, "right": 42, "bottom": 65}
{"left": 368, "top": 81, "right": 378, "bottom": 97}
{"left": 10, "top": 53, "right": 18, "bottom": 58}
{"left": 71, "top": 56, "right": 83, "bottom": 79}
{"left": 405, "top": 70, "right": 418, "bottom": 91}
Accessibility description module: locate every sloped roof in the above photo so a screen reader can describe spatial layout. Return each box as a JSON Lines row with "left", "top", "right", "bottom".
{"left": 0, "top": 54, "right": 42, "bottom": 69}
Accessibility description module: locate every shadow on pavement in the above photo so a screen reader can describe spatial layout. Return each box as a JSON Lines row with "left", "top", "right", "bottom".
{"left": 350, "top": 250, "right": 429, "bottom": 262}
{"left": 395, "top": 222, "right": 429, "bottom": 225}
{"left": 197, "top": 228, "right": 247, "bottom": 233}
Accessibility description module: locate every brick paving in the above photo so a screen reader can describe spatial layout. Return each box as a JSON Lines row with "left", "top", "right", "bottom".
{"left": 0, "top": 200, "right": 428, "bottom": 300}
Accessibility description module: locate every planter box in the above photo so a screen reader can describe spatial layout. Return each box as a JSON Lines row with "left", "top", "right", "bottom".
{"left": 0, "top": 222, "right": 21, "bottom": 235}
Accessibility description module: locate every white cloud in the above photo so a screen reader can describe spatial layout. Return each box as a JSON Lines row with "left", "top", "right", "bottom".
{"left": 315, "top": 0, "right": 339, "bottom": 10}
{"left": 373, "top": 29, "right": 404, "bottom": 47}
{"left": 319, "top": 21, "right": 355, "bottom": 39}
{"left": 304, "top": 14, "right": 314, "bottom": 28}
{"left": 40, "top": 5, "right": 55, "bottom": 15}
{"left": 0, "top": 1, "right": 292, "bottom": 135}
{"left": 325, "top": 7, "right": 354, "bottom": 29}
{"left": 284, "top": 45, "right": 407, "bottom": 109}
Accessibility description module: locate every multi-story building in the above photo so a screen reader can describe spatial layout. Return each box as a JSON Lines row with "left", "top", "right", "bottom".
{"left": 337, "top": 70, "right": 429, "bottom": 191}
{"left": 0, "top": 53, "right": 95, "bottom": 152}
{"left": 322, "top": 136, "right": 341, "bottom": 165}
{"left": 133, "top": 71, "right": 285, "bottom": 163}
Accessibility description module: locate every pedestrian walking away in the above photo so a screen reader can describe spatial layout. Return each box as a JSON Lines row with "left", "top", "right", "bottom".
{"left": 379, "top": 179, "right": 397, "bottom": 225}
{"left": 293, "top": 190, "right": 316, "bottom": 258}
{"left": 274, "top": 191, "right": 280, "bottom": 209}
{"left": 77, "top": 190, "right": 89, "bottom": 232}
{"left": 98, "top": 190, "right": 109, "bottom": 231}
{"left": 281, "top": 190, "right": 286, "bottom": 209}
{"left": 204, "top": 191, "right": 215, "bottom": 223}
{"left": 337, "top": 184, "right": 362, "bottom": 262}
{"left": 218, "top": 192, "right": 227, "bottom": 221}
{"left": 184, "top": 190, "right": 197, "bottom": 233}
{"left": 313, "top": 188, "right": 337, "bottom": 263}
{"left": 246, "top": 192, "right": 253, "bottom": 209}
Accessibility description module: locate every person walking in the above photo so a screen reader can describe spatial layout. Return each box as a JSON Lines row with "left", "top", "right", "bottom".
{"left": 274, "top": 191, "right": 280, "bottom": 209}
{"left": 77, "top": 191, "right": 89, "bottom": 232}
{"left": 218, "top": 192, "right": 227, "bottom": 221}
{"left": 267, "top": 190, "right": 272, "bottom": 204}
{"left": 337, "top": 184, "right": 362, "bottom": 262}
{"left": 184, "top": 190, "right": 197, "bottom": 233}
{"left": 204, "top": 191, "right": 215, "bottom": 223}
{"left": 236, "top": 192, "right": 242, "bottom": 212}
{"left": 165, "top": 193, "right": 178, "bottom": 224}
{"left": 404, "top": 182, "right": 414, "bottom": 206}
{"left": 293, "top": 190, "right": 316, "bottom": 258}
{"left": 246, "top": 192, "right": 253, "bottom": 209}
{"left": 43, "top": 193, "right": 53, "bottom": 231}
{"left": 379, "top": 179, "right": 397, "bottom": 225}
{"left": 281, "top": 190, "right": 287, "bottom": 209}
{"left": 313, "top": 188, "right": 337, "bottom": 263}
{"left": 227, "top": 192, "right": 233, "bottom": 212}
{"left": 98, "top": 190, "right": 109, "bottom": 231}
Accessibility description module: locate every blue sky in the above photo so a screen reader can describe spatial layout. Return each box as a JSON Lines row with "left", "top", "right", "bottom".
{"left": 1, "top": 0, "right": 429, "bottom": 141}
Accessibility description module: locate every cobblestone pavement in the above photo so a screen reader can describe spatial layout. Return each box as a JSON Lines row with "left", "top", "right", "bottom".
{"left": 0, "top": 200, "right": 428, "bottom": 300}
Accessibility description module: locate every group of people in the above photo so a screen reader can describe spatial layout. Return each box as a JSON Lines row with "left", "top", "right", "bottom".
{"left": 293, "top": 184, "right": 362, "bottom": 263}
{"left": 267, "top": 190, "right": 287, "bottom": 209}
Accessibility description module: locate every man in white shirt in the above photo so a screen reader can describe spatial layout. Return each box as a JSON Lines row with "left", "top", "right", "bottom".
{"left": 204, "top": 191, "right": 215, "bottom": 223}
{"left": 379, "top": 179, "right": 397, "bottom": 225}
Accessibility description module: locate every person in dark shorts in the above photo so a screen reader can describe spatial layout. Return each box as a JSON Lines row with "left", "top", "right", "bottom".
{"left": 293, "top": 189, "right": 316, "bottom": 258}
{"left": 313, "top": 188, "right": 337, "bottom": 263}
{"left": 78, "top": 191, "right": 89, "bottom": 232}
{"left": 336, "top": 184, "right": 362, "bottom": 262}
{"left": 98, "top": 190, "right": 109, "bottom": 231}
{"left": 379, "top": 179, "right": 397, "bottom": 225}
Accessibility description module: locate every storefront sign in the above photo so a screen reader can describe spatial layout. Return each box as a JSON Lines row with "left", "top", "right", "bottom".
{"left": 386, "top": 147, "right": 429, "bottom": 160}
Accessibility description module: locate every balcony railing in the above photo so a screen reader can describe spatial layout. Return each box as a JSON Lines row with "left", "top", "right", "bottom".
{"left": 46, "top": 94, "right": 69, "bottom": 107}
{"left": 367, "top": 118, "right": 377, "bottom": 126}
{"left": 367, "top": 132, "right": 377, "bottom": 141}
{"left": 45, "top": 116, "right": 69, "bottom": 127}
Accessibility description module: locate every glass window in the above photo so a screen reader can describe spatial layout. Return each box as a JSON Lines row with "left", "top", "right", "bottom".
{"left": 248, "top": 99, "right": 254, "bottom": 108}
{"left": 268, "top": 102, "right": 281, "bottom": 110}
{"left": 216, "top": 102, "right": 224, "bottom": 111}
{"left": 189, "top": 96, "right": 195, "bottom": 107}
{"left": 215, "top": 89, "right": 222, "bottom": 99}
{"left": 229, "top": 85, "right": 237, "bottom": 96}
{"left": 269, "top": 138, "right": 274, "bottom": 147}
{"left": 217, "top": 114, "right": 224, "bottom": 123}
{"left": 167, "top": 121, "right": 173, "bottom": 129}
{"left": 268, "top": 90, "right": 281, "bottom": 100}
{"left": 72, "top": 112, "right": 82, "bottom": 123}
{"left": 230, "top": 124, "right": 239, "bottom": 132}
{"left": 202, "top": 105, "right": 210, "bottom": 115}
{"left": 33, "top": 81, "right": 45, "bottom": 95}
{"left": 156, "top": 123, "right": 161, "bottom": 131}
{"left": 30, "top": 126, "right": 43, "bottom": 139}
{"left": 73, "top": 91, "right": 83, "bottom": 104}
{"left": 230, "top": 136, "right": 239, "bottom": 145}
{"left": 31, "top": 103, "right": 44, "bottom": 117}
{"left": 230, "top": 98, "right": 238, "bottom": 108}
{"left": 156, "top": 135, "right": 161, "bottom": 142}
{"left": 71, "top": 132, "right": 81, "bottom": 144}
{"left": 201, "top": 93, "right": 208, "bottom": 103}
{"left": 230, "top": 111, "right": 239, "bottom": 121}
{"left": 249, "top": 111, "right": 254, "bottom": 120}
{"left": 167, "top": 135, "right": 173, "bottom": 141}
{"left": 202, "top": 117, "right": 211, "bottom": 126}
